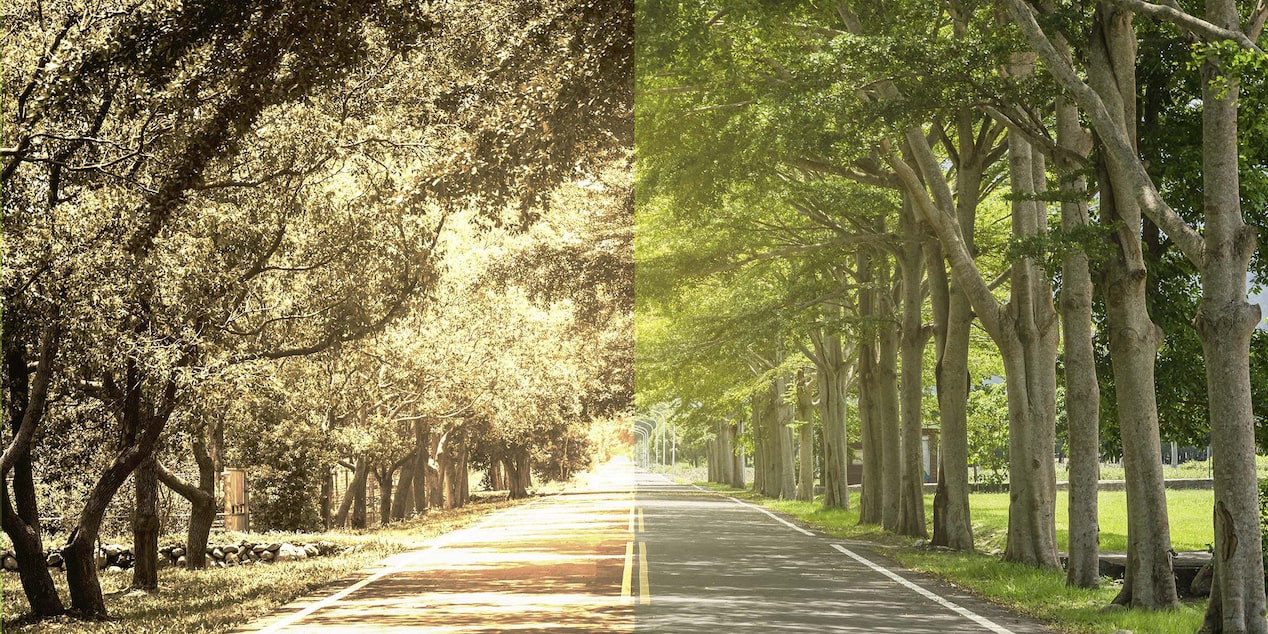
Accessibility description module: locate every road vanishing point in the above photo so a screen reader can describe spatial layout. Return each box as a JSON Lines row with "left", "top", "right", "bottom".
{"left": 237, "top": 463, "right": 1053, "bottom": 633}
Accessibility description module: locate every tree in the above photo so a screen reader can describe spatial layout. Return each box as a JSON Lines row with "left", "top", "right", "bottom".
{"left": 3, "top": 0, "right": 633, "bottom": 620}
{"left": 1004, "top": 0, "right": 1267, "bottom": 626}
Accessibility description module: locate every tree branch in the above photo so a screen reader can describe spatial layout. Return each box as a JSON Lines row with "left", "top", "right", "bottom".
{"left": 0, "top": 320, "right": 61, "bottom": 478}
{"left": 1106, "top": 0, "right": 1263, "bottom": 51}
{"left": 883, "top": 137, "right": 1003, "bottom": 339}
{"left": 1247, "top": 0, "right": 1268, "bottom": 41}
{"left": 1004, "top": 0, "right": 1208, "bottom": 268}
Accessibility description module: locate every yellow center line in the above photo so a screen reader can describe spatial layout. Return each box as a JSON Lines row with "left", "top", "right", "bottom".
{"left": 638, "top": 507, "right": 645, "bottom": 533}
{"left": 638, "top": 541, "right": 651, "bottom": 605}
{"left": 621, "top": 541, "right": 634, "bottom": 604}
{"left": 628, "top": 506, "right": 636, "bottom": 533}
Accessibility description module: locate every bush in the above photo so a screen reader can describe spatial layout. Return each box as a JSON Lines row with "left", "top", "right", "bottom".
{"left": 249, "top": 460, "right": 324, "bottom": 533}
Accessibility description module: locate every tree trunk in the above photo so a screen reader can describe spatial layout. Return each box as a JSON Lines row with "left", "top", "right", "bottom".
{"left": 1, "top": 487, "right": 64, "bottom": 617}
{"left": 516, "top": 451, "right": 532, "bottom": 497}
{"left": 1, "top": 336, "right": 65, "bottom": 617}
{"left": 722, "top": 417, "right": 736, "bottom": 485}
{"left": 773, "top": 365, "right": 797, "bottom": 499}
{"left": 392, "top": 456, "right": 415, "bottom": 520}
{"left": 1056, "top": 85, "right": 1100, "bottom": 588}
{"left": 155, "top": 431, "right": 217, "bottom": 570}
{"left": 351, "top": 463, "right": 368, "bottom": 528}
{"left": 707, "top": 438, "right": 718, "bottom": 483}
{"left": 730, "top": 419, "right": 745, "bottom": 489}
{"left": 1198, "top": 3, "right": 1266, "bottom": 629}
{"left": 321, "top": 468, "right": 333, "bottom": 530}
{"left": 490, "top": 459, "right": 505, "bottom": 491}
{"left": 927, "top": 109, "right": 985, "bottom": 552}
{"left": 930, "top": 256, "right": 974, "bottom": 550}
{"left": 996, "top": 131, "right": 1061, "bottom": 569}
{"left": 895, "top": 196, "right": 928, "bottom": 539}
{"left": 858, "top": 326, "right": 883, "bottom": 524}
{"left": 454, "top": 441, "right": 470, "bottom": 508}
{"left": 186, "top": 493, "right": 216, "bottom": 569}
{"left": 890, "top": 121, "right": 1062, "bottom": 567}
{"left": 506, "top": 456, "right": 526, "bottom": 499}
{"left": 413, "top": 421, "right": 429, "bottom": 513}
{"left": 795, "top": 369, "right": 815, "bottom": 502}
{"left": 876, "top": 258, "right": 902, "bottom": 532}
{"left": 131, "top": 456, "right": 160, "bottom": 590}
{"left": 815, "top": 329, "right": 851, "bottom": 510}
{"left": 334, "top": 457, "right": 368, "bottom": 528}
{"left": 65, "top": 366, "right": 175, "bottom": 618}
{"left": 751, "top": 392, "right": 768, "bottom": 495}
{"left": 1089, "top": 8, "right": 1177, "bottom": 606}
{"left": 374, "top": 466, "right": 390, "bottom": 526}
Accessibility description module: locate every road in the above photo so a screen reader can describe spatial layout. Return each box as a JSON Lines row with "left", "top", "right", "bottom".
{"left": 239, "top": 464, "right": 1053, "bottom": 633}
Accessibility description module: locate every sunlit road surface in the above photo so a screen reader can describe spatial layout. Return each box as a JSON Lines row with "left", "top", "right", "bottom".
{"left": 238, "top": 464, "right": 638, "bottom": 633}
{"left": 239, "top": 462, "right": 1054, "bottom": 633}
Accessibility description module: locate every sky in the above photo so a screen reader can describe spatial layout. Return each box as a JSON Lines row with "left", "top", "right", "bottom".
{"left": 1250, "top": 282, "right": 1268, "bottom": 331}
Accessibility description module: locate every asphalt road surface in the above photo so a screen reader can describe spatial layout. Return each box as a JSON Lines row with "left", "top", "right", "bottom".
{"left": 238, "top": 463, "right": 1054, "bottom": 633}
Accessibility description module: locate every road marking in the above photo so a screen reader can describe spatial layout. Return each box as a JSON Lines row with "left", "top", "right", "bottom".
{"left": 255, "top": 503, "right": 520, "bottom": 633}
{"left": 830, "top": 544, "right": 1014, "bottom": 634}
{"left": 727, "top": 497, "right": 815, "bottom": 536}
{"left": 638, "top": 541, "right": 651, "bottom": 605}
{"left": 628, "top": 506, "right": 635, "bottom": 533}
{"left": 638, "top": 507, "right": 645, "bottom": 532}
{"left": 621, "top": 541, "right": 634, "bottom": 604}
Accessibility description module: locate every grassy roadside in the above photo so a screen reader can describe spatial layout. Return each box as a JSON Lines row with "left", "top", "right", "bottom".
{"left": 1, "top": 496, "right": 528, "bottom": 634}
{"left": 699, "top": 483, "right": 1207, "bottom": 634}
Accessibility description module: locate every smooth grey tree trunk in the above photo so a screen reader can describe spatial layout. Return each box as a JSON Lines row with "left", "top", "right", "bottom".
{"left": 858, "top": 347, "right": 883, "bottom": 525}
{"left": 1197, "top": 2, "right": 1267, "bottom": 629}
{"left": 752, "top": 391, "right": 769, "bottom": 495}
{"left": 795, "top": 369, "right": 815, "bottom": 502}
{"left": 730, "top": 419, "right": 745, "bottom": 489}
{"left": 773, "top": 366, "right": 797, "bottom": 499}
{"left": 892, "top": 122, "right": 1061, "bottom": 568}
{"left": 813, "top": 326, "right": 852, "bottom": 510}
{"left": 1055, "top": 82, "right": 1101, "bottom": 589}
{"left": 1087, "top": 6, "right": 1178, "bottom": 607}
{"left": 876, "top": 254, "right": 902, "bottom": 533}
{"left": 708, "top": 436, "right": 719, "bottom": 483}
{"left": 997, "top": 131, "right": 1061, "bottom": 569}
{"left": 928, "top": 110, "right": 995, "bottom": 552}
{"left": 719, "top": 418, "right": 734, "bottom": 485}
{"left": 895, "top": 196, "right": 928, "bottom": 538}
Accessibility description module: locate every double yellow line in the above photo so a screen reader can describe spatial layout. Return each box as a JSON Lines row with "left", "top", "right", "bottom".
{"left": 621, "top": 504, "right": 650, "bottom": 605}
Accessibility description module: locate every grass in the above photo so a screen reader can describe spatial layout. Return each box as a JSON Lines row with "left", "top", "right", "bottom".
{"left": 699, "top": 483, "right": 1209, "bottom": 634}
{"left": 1, "top": 496, "right": 527, "bottom": 633}
{"left": 968, "top": 488, "right": 1213, "bottom": 553}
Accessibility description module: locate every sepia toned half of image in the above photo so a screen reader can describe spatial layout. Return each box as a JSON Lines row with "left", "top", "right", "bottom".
{"left": 2, "top": 0, "right": 633, "bottom": 631}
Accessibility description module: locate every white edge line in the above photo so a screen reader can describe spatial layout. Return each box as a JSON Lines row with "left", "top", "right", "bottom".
{"left": 256, "top": 499, "right": 532, "bottom": 633}
{"left": 726, "top": 496, "right": 815, "bottom": 536}
{"left": 830, "top": 544, "right": 1014, "bottom": 634}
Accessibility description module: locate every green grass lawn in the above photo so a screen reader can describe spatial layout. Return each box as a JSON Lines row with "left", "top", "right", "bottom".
{"left": 968, "top": 488, "right": 1213, "bottom": 553}
{"left": 702, "top": 483, "right": 1211, "bottom": 634}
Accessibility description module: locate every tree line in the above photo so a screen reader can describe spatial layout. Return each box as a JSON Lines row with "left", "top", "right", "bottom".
{"left": 2, "top": 0, "right": 632, "bottom": 623}
{"left": 634, "top": 1, "right": 1267, "bottom": 632}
